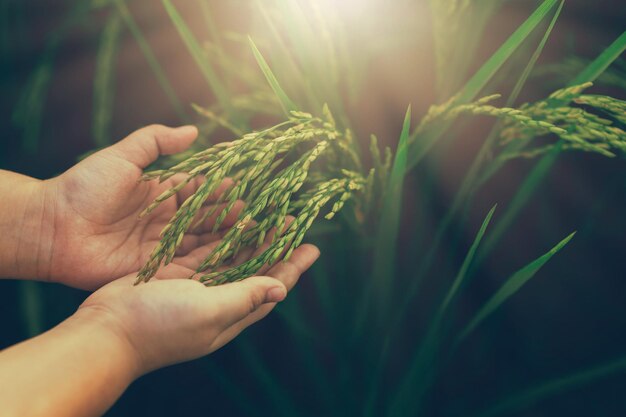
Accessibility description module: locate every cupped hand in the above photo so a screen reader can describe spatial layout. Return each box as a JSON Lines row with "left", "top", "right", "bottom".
{"left": 42, "top": 125, "right": 235, "bottom": 289}
{"left": 78, "top": 244, "right": 320, "bottom": 374}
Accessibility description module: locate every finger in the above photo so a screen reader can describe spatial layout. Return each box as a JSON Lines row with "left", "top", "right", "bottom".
{"left": 265, "top": 244, "right": 320, "bottom": 291}
{"left": 208, "top": 302, "right": 277, "bottom": 351}
{"left": 109, "top": 124, "right": 198, "bottom": 169}
{"left": 207, "top": 244, "right": 320, "bottom": 350}
{"left": 203, "top": 277, "right": 287, "bottom": 329}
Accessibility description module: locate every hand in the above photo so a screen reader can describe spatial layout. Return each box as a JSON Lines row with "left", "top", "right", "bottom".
{"left": 78, "top": 244, "right": 320, "bottom": 374}
{"left": 0, "top": 245, "right": 319, "bottom": 417}
{"left": 41, "top": 124, "right": 235, "bottom": 289}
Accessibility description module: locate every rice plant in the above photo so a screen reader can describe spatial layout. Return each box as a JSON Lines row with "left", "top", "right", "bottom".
{"left": 7, "top": 0, "right": 626, "bottom": 416}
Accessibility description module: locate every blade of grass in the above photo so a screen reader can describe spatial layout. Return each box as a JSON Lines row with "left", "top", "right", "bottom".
{"left": 353, "top": 107, "right": 412, "bottom": 336}
{"left": 406, "top": 0, "right": 559, "bottom": 171}
{"left": 370, "top": 105, "right": 411, "bottom": 320}
{"left": 379, "top": 205, "right": 497, "bottom": 417}
{"left": 162, "top": 0, "right": 231, "bottom": 112}
{"left": 458, "top": 231, "right": 576, "bottom": 342}
{"left": 436, "top": 204, "right": 497, "bottom": 318}
{"left": 477, "top": 143, "right": 562, "bottom": 264}
{"left": 92, "top": 12, "right": 123, "bottom": 147}
{"left": 570, "top": 30, "right": 626, "bottom": 86}
{"left": 472, "top": 30, "right": 626, "bottom": 266}
{"left": 477, "top": 29, "right": 626, "bottom": 189}
{"left": 472, "top": 354, "right": 626, "bottom": 417}
{"left": 114, "top": 0, "right": 188, "bottom": 121}
{"left": 395, "top": 1, "right": 564, "bottom": 325}
{"left": 248, "top": 36, "right": 298, "bottom": 115}
{"left": 253, "top": 0, "right": 321, "bottom": 112}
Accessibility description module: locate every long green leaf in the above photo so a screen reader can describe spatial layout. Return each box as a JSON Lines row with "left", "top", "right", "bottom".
{"left": 248, "top": 36, "right": 298, "bottom": 115}
{"left": 385, "top": 205, "right": 497, "bottom": 417}
{"left": 394, "top": 1, "right": 564, "bottom": 321}
{"left": 162, "top": 0, "right": 231, "bottom": 111}
{"left": 437, "top": 204, "right": 497, "bottom": 317}
{"left": 474, "top": 30, "right": 626, "bottom": 265}
{"left": 473, "top": 354, "right": 626, "bottom": 417}
{"left": 406, "top": 0, "right": 559, "bottom": 171}
{"left": 114, "top": 0, "right": 188, "bottom": 121}
{"left": 371, "top": 105, "right": 411, "bottom": 317}
{"left": 93, "top": 12, "right": 123, "bottom": 147}
{"left": 477, "top": 143, "right": 562, "bottom": 264}
{"left": 569, "top": 30, "right": 626, "bottom": 86}
{"left": 458, "top": 231, "right": 576, "bottom": 342}
{"left": 353, "top": 106, "right": 412, "bottom": 334}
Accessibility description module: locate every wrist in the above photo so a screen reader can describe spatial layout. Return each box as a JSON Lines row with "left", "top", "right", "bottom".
{"left": 70, "top": 305, "right": 144, "bottom": 380}
{"left": 0, "top": 171, "right": 55, "bottom": 280}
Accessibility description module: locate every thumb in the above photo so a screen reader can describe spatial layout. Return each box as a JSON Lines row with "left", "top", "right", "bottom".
{"left": 108, "top": 124, "right": 198, "bottom": 169}
{"left": 206, "top": 277, "right": 287, "bottom": 329}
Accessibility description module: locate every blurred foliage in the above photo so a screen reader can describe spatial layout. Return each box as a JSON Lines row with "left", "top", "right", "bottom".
{"left": 2, "top": 0, "right": 626, "bottom": 416}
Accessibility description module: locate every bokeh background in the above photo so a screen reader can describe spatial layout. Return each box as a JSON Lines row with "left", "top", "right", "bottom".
{"left": 1, "top": 1, "right": 626, "bottom": 416}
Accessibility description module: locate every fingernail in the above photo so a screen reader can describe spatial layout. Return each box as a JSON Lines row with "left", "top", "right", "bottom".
{"left": 265, "top": 287, "right": 287, "bottom": 303}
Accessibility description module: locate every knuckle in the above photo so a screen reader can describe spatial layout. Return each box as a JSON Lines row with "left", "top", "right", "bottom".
{"left": 141, "top": 124, "right": 168, "bottom": 134}
{"left": 246, "top": 286, "right": 266, "bottom": 314}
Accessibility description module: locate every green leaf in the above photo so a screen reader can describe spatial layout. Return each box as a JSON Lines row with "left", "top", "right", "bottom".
{"left": 371, "top": 105, "right": 412, "bottom": 316}
{"left": 477, "top": 143, "right": 562, "bottom": 264}
{"left": 569, "top": 30, "right": 626, "bottom": 86}
{"left": 473, "top": 354, "right": 626, "bottom": 417}
{"left": 248, "top": 36, "right": 298, "bottom": 116}
{"left": 92, "top": 12, "right": 123, "bottom": 147}
{"left": 114, "top": 0, "right": 188, "bottom": 121}
{"left": 469, "top": 31, "right": 626, "bottom": 266}
{"left": 162, "top": 0, "right": 231, "bottom": 112}
{"left": 386, "top": 205, "right": 497, "bottom": 417}
{"left": 395, "top": 1, "right": 564, "bottom": 320}
{"left": 437, "top": 204, "right": 497, "bottom": 318}
{"left": 406, "top": 0, "right": 559, "bottom": 171}
{"left": 456, "top": 0, "right": 559, "bottom": 103}
{"left": 458, "top": 231, "right": 576, "bottom": 342}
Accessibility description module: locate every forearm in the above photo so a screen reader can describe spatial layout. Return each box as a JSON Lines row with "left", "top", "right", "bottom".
{"left": 0, "top": 308, "right": 140, "bottom": 417}
{"left": 0, "top": 170, "right": 54, "bottom": 280}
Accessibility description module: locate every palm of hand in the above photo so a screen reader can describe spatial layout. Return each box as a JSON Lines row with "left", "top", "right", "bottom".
{"left": 45, "top": 125, "right": 224, "bottom": 289}
{"left": 79, "top": 242, "right": 319, "bottom": 373}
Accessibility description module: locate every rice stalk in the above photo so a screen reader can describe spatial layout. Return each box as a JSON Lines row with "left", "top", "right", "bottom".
{"left": 136, "top": 110, "right": 370, "bottom": 285}
{"left": 406, "top": 0, "right": 561, "bottom": 171}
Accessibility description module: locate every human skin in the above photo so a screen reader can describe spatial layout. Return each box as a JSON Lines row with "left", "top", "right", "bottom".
{"left": 0, "top": 125, "right": 244, "bottom": 289}
{"left": 0, "top": 125, "right": 320, "bottom": 417}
